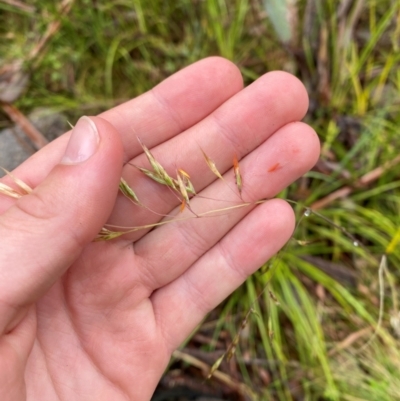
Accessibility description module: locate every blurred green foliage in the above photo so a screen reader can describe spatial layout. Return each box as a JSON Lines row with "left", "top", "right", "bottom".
{"left": 1, "top": 0, "right": 400, "bottom": 399}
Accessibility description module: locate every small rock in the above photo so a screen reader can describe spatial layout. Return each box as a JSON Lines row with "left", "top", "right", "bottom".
{"left": 0, "top": 108, "right": 66, "bottom": 176}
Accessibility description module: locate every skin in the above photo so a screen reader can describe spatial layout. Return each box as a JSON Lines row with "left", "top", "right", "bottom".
{"left": 0, "top": 57, "right": 320, "bottom": 401}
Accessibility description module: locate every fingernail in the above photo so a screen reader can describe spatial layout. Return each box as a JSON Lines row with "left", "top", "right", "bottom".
{"left": 61, "top": 116, "right": 99, "bottom": 165}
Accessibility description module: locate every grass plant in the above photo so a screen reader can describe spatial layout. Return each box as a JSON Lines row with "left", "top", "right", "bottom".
{"left": 2, "top": 0, "right": 400, "bottom": 399}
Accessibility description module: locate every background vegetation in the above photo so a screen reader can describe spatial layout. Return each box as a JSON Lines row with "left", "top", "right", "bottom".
{"left": 1, "top": 0, "right": 400, "bottom": 399}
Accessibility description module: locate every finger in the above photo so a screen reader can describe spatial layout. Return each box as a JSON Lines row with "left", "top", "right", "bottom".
{"left": 102, "top": 56, "right": 243, "bottom": 160}
{"left": 109, "top": 71, "right": 310, "bottom": 238}
{"left": 131, "top": 122, "right": 319, "bottom": 291}
{"left": 0, "top": 116, "right": 123, "bottom": 334}
{"left": 151, "top": 198, "right": 294, "bottom": 349}
{"left": 0, "top": 57, "right": 243, "bottom": 208}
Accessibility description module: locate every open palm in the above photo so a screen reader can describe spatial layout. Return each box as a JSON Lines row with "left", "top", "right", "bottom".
{"left": 0, "top": 58, "right": 319, "bottom": 401}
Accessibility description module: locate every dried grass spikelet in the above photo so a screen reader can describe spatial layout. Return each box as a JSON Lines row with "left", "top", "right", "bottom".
{"left": 119, "top": 178, "right": 141, "bottom": 205}
{"left": 0, "top": 167, "right": 32, "bottom": 198}
{"left": 133, "top": 139, "right": 197, "bottom": 206}
{"left": 0, "top": 182, "right": 24, "bottom": 199}
{"left": 175, "top": 168, "right": 196, "bottom": 212}
{"left": 135, "top": 137, "right": 177, "bottom": 190}
{"left": 200, "top": 149, "right": 243, "bottom": 200}
{"left": 233, "top": 154, "right": 243, "bottom": 197}
{"left": 95, "top": 227, "right": 125, "bottom": 241}
{"left": 176, "top": 170, "right": 189, "bottom": 212}
{"left": 176, "top": 168, "right": 196, "bottom": 195}
{"left": 200, "top": 148, "right": 224, "bottom": 180}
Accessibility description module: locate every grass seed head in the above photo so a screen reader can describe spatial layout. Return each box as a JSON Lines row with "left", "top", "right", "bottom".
{"left": 136, "top": 137, "right": 177, "bottom": 190}
{"left": 176, "top": 170, "right": 190, "bottom": 204}
{"left": 233, "top": 154, "right": 242, "bottom": 196}
{"left": 208, "top": 353, "right": 225, "bottom": 379}
{"left": 177, "top": 168, "right": 196, "bottom": 194}
{"left": 137, "top": 137, "right": 162, "bottom": 175}
{"left": 179, "top": 199, "right": 186, "bottom": 213}
{"left": 0, "top": 167, "right": 32, "bottom": 195}
{"left": 201, "top": 148, "right": 224, "bottom": 180}
{"left": 0, "top": 182, "right": 23, "bottom": 199}
{"left": 119, "top": 178, "right": 140, "bottom": 204}
{"left": 135, "top": 165, "right": 177, "bottom": 189}
{"left": 95, "top": 227, "right": 125, "bottom": 241}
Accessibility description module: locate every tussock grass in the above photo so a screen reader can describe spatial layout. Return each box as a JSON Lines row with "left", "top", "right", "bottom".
{"left": 2, "top": 0, "right": 400, "bottom": 399}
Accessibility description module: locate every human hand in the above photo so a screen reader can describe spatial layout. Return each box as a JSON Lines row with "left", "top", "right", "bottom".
{"left": 0, "top": 58, "right": 319, "bottom": 400}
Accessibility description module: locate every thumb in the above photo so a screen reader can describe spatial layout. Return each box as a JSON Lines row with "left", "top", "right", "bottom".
{"left": 0, "top": 116, "right": 123, "bottom": 333}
